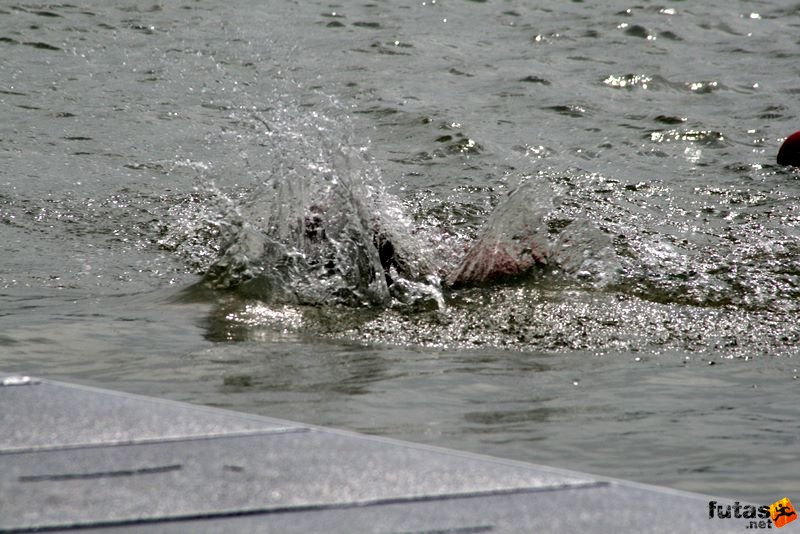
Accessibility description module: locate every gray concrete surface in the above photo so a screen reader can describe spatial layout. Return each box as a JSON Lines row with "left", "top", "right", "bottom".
{"left": 0, "top": 372, "right": 749, "bottom": 532}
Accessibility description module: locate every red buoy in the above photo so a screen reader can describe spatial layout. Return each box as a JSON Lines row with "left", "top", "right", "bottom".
{"left": 777, "top": 131, "right": 800, "bottom": 167}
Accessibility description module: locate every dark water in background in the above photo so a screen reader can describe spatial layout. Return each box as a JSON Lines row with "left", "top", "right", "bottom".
{"left": 2, "top": 0, "right": 800, "bottom": 502}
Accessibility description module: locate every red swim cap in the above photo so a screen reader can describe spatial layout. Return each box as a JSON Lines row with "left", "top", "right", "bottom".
{"left": 777, "top": 131, "right": 800, "bottom": 167}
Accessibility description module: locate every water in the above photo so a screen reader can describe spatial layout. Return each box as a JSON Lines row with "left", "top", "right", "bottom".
{"left": 2, "top": 0, "right": 799, "bottom": 504}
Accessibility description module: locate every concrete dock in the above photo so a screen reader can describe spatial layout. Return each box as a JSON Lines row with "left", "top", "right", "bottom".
{"left": 1, "top": 372, "right": 747, "bottom": 532}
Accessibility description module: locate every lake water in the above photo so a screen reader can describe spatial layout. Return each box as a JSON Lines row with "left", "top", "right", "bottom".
{"left": 1, "top": 0, "right": 799, "bottom": 504}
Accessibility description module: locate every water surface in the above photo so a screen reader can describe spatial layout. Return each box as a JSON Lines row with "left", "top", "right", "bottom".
{"left": 1, "top": 0, "right": 799, "bottom": 503}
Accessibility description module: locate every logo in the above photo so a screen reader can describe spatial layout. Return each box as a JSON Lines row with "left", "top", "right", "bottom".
{"left": 708, "top": 498, "right": 797, "bottom": 529}
{"left": 771, "top": 498, "right": 798, "bottom": 529}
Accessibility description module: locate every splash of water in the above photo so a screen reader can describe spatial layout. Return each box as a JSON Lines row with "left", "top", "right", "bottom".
{"left": 199, "top": 100, "right": 439, "bottom": 308}
{"left": 203, "top": 153, "right": 382, "bottom": 305}
{"left": 179, "top": 88, "right": 621, "bottom": 312}
{"left": 447, "top": 176, "right": 620, "bottom": 288}
{"left": 447, "top": 179, "right": 552, "bottom": 286}
{"left": 199, "top": 159, "right": 620, "bottom": 308}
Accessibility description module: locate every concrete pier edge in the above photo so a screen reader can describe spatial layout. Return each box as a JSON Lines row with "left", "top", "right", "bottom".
{"left": 0, "top": 372, "right": 754, "bottom": 532}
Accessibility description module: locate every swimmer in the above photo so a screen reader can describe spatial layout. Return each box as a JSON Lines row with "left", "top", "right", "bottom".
{"left": 365, "top": 184, "right": 550, "bottom": 289}
{"left": 207, "top": 175, "right": 550, "bottom": 305}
